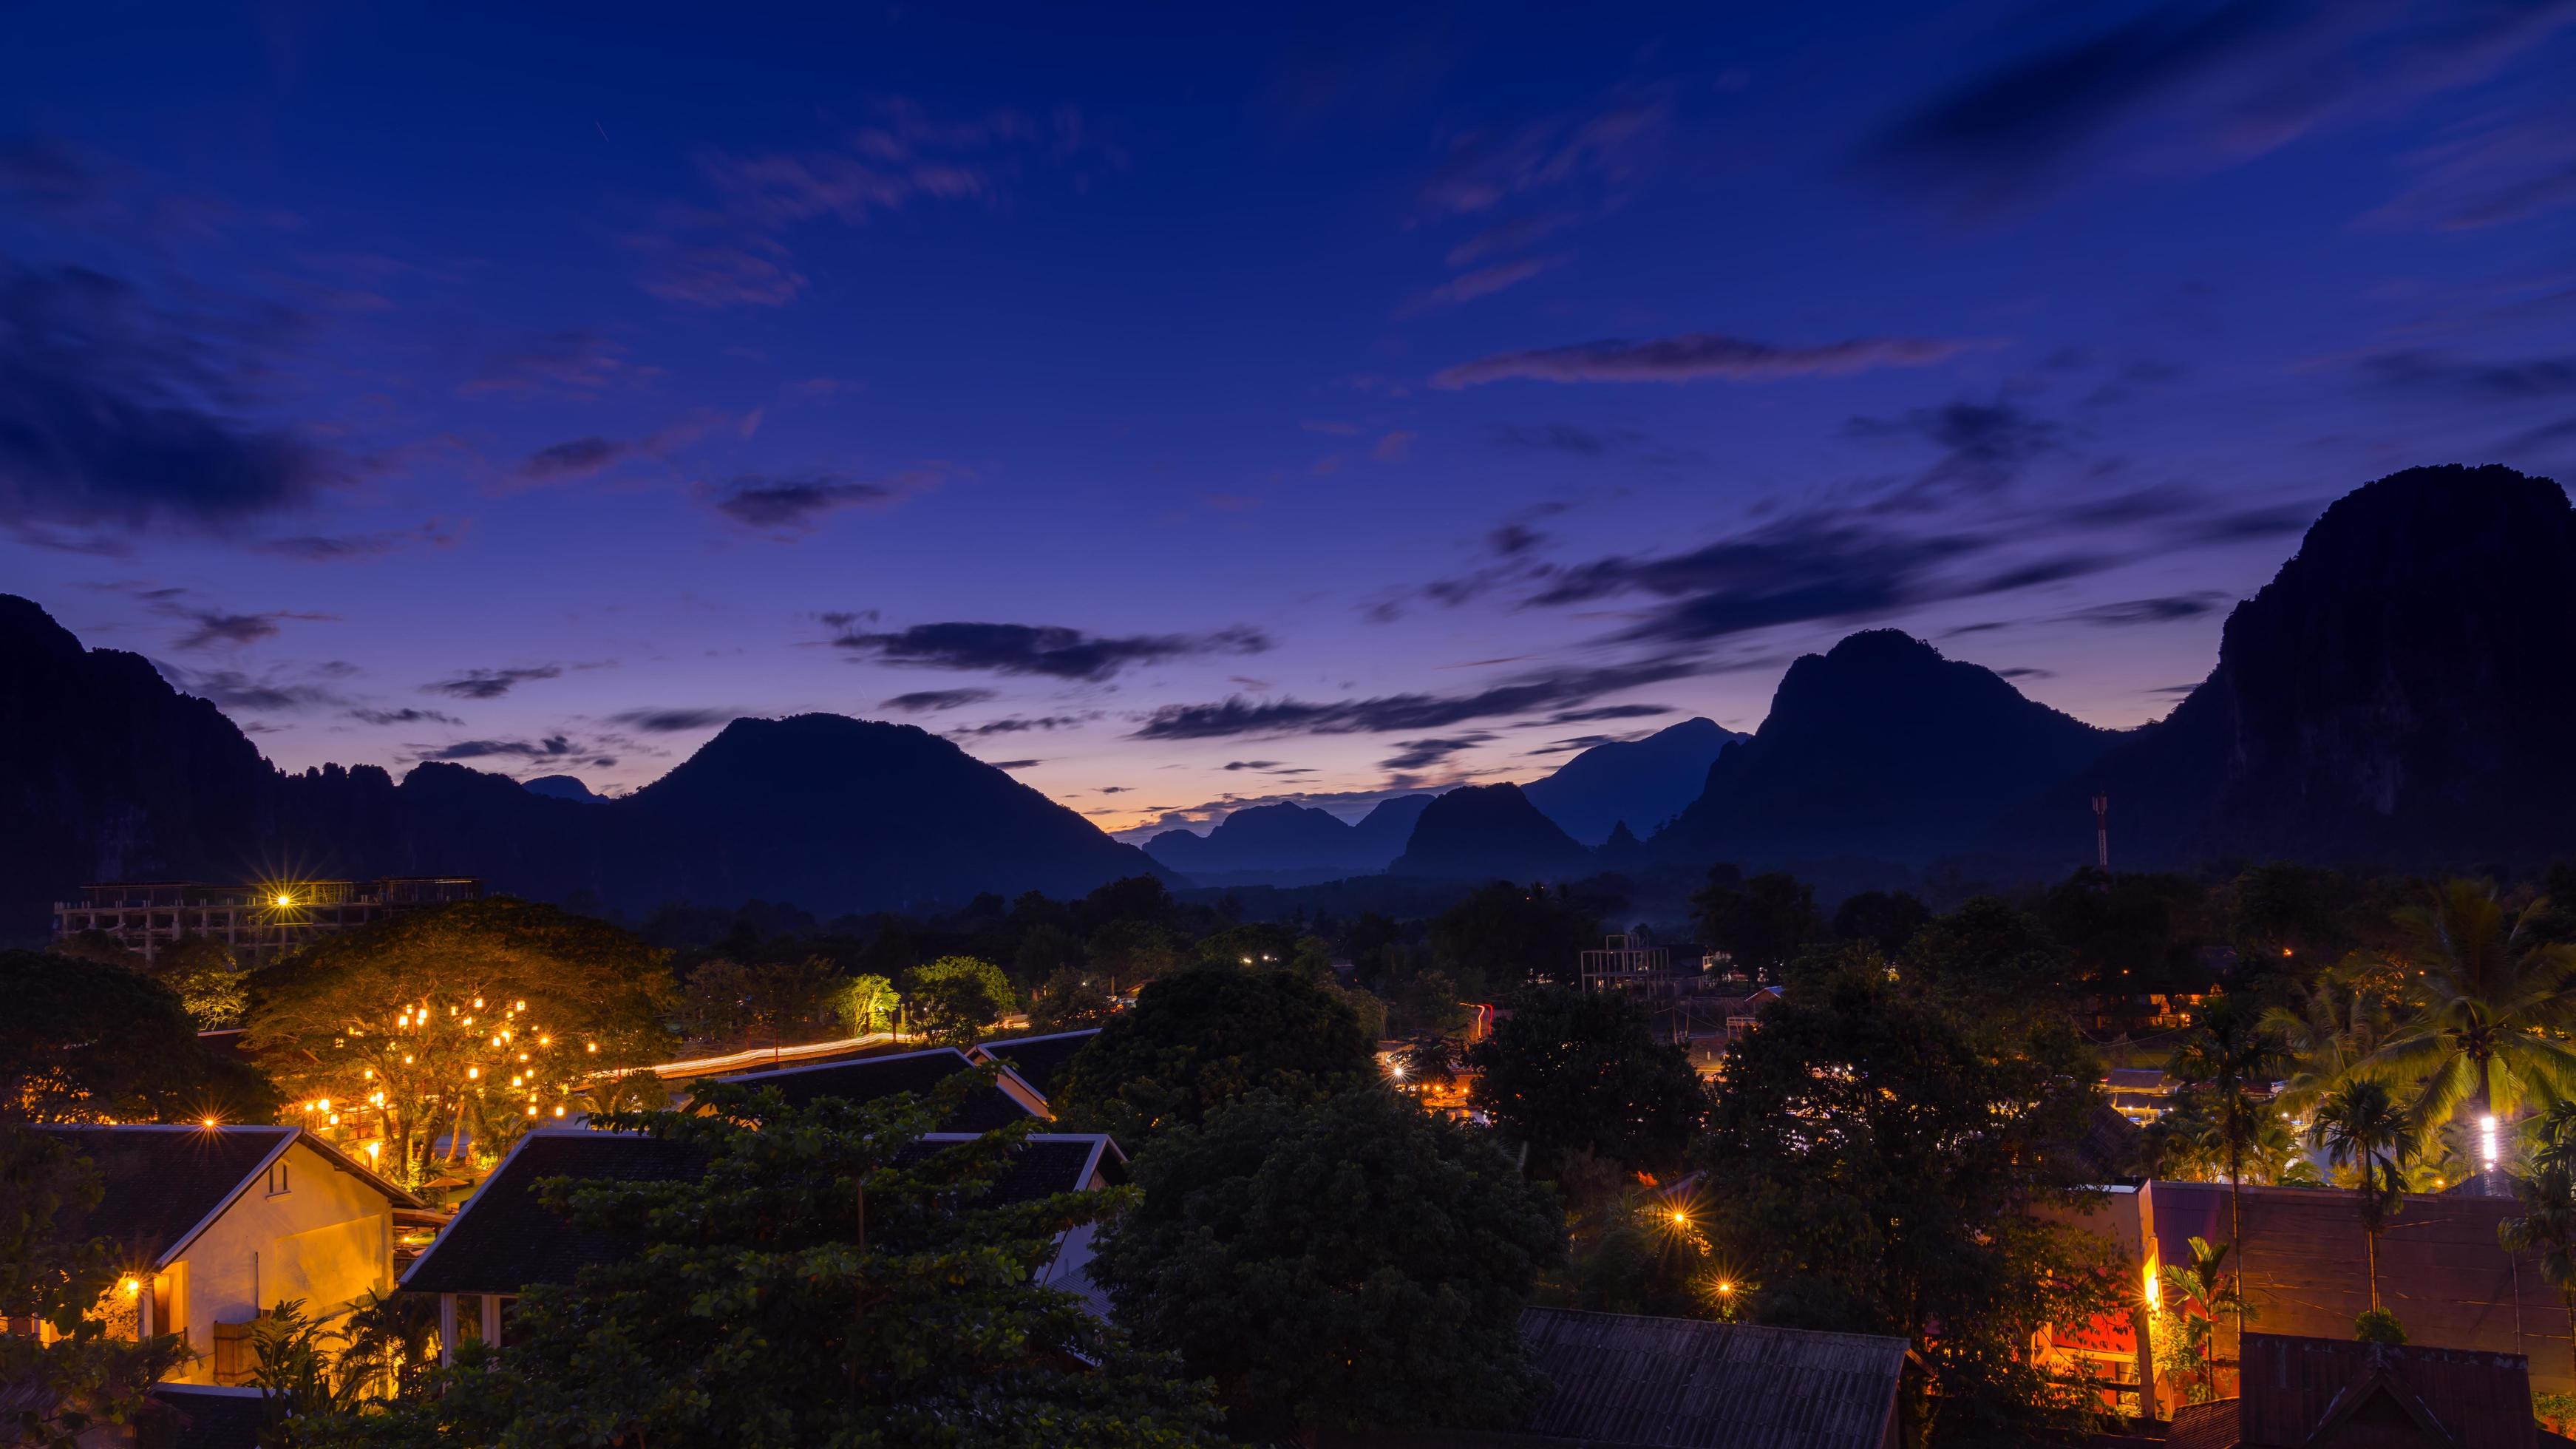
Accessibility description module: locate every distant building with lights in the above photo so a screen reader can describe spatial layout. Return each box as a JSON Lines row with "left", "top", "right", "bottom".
{"left": 51, "top": 877, "right": 486, "bottom": 966}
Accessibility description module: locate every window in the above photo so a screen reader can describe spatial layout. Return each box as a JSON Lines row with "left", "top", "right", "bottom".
{"left": 265, "top": 1161, "right": 290, "bottom": 1196}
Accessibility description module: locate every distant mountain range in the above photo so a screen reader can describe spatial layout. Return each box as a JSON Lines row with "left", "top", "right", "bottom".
{"left": 1142, "top": 718, "right": 1733, "bottom": 882}
{"left": 6, "top": 465, "right": 2566, "bottom": 931}
{"left": 0, "top": 595, "right": 1158, "bottom": 936}
{"left": 1142, "top": 795, "right": 1431, "bottom": 884}
{"left": 1520, "top": 718, "right": 1746, "bottom": 846}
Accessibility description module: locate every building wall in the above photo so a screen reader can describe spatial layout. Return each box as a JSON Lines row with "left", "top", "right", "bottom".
{"left": 2141, "top": 1180, "right": 2572, "bottom": 1398}
{"left": 161, "top": 1140, "right": 396, "bottom": 1384}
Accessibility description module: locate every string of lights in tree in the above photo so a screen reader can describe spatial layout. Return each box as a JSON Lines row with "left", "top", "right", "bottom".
{"left": 292, "top": 991, "right": 602, "bottom": 1170}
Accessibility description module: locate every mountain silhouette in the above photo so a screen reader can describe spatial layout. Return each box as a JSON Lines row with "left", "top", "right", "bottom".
{"left": 0, "top": 596, "right": 1160, "bottom": 934}
{"left": 1654, "top": 630, "right": 2117, "bottom": 869}
{"left": 1521, "top": 717, "right": 1748, "bottom": 845}
{"left": 1143, "top": 794, "right": 1435, "bottom": 883}
{"left": 522, "top": 775, "right": 605, "bottom": 803}
{"left": 2010, "top": 464, "right": 2576, "bottom": 868}
{"left": 1390, "top": 782, "right": 1594, "bottom": 880}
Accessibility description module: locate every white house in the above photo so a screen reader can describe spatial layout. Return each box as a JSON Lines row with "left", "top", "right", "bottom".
{"left": 40, "top": 1124, "right": 423, "bottom": 1385}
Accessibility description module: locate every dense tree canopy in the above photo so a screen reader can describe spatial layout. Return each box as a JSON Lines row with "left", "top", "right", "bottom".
{"left": 1467, "top": 986, "right": 1703, "bottom": 1181}
{"left": 1425, "top": 881, "right": 1599, "bottom": 993}
{"left": 1050, "top": 967, "right": 1373, "bottom": 1144}
{"left": 1698, "top": 957, "right": 2122, "bottom": 1445}
{"left": 1690, "top": 870, "right": 1825, "bottom": 975}
{"left": 901, "top": 955, "right": 1016, "bottom": 1045}
{"left": 307, "top": 1077, "right": 1219, "bottom": 1448}
{"left": 0, "top": 1126, "right": 191, "bottom": 1445}
{"left": 243, "top": 898, "right": 678, "bottom": 1182}
{"left": 1092, "top": 1088, "right": 1562, "bottom": 1438}
{"left": 0, "top": 950, "right": 276, "bottom": 1125}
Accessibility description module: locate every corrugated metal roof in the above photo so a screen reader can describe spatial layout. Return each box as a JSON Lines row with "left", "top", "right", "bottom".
{"left": 1516, "top": 1307, "right": 1906, "bottom": 1449}
{"left": 2236, "top": 1332, "right": 2535, "bottom": 1448}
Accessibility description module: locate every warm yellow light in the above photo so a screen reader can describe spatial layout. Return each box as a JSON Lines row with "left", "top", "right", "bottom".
{"left": 1714, "top": 1280, "right": 1733, "bottom": 1295}
{"left": 402, "top": 1054, "right": 413, "bottom": 1065}
{"left": 1670, "top": 1209, "right": 1689, "bottom": 1226}
{"left": 514, "top": 1000, "right": 526, "bottom": 1011}
{"left": 200, "top": 1116, "right": 219, "bottom": 1128}
{"left": 317, "top": 1099, "right": 330, "bottom": 1112}
{"left": 473, "top": 997, "right": 484, "bottom": 1008}
{"left": 275, "top": 894, "right": 293, "bottom": 908}
{"left": 364, "top": 1141, "right": 381, "bottom": 1161}
{"left": 466, "top": 1066, "right": 480, "bottom": 1079}
{"left": 2144, "top": 1263, "right": 2161, "bottom": 1310}
{"left": 586, "top": 1042, "right": 597, "bottom": 1053}
{"left": 118, "top": 1276, "right": 141, "bottom": 1298}
{"left": 552, "top": 1105, "right": 565, "bottom": 1117}
{"left": 526, "top": 1105, "right": 537, "bottom": 1116}
{"left": 538, "top": 1035, "right": 550, "bottom": 1045}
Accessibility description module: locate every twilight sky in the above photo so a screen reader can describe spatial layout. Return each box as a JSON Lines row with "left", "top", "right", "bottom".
{"left": 5, "top": 2, "right": 2573, "bottom": 839}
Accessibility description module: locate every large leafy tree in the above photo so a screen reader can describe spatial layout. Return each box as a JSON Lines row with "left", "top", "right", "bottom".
{"left": 244, "top": 898, "right": 678, "bottom": 1183}
{"left": 302, "top": 1077, "right": 1219, "bottom": 1448}
{"left": 2308, "top": 1078, "right": 2411, "bottom": 1313}
{"left": 1050, "top": 967, "right": 1373, "bottom": 1144}
{"left": 1092, "top": 1088, "right": 1563, "bottom": 1439}
{"left": 2260, "top": 975, "right": 2393, "bottom": 1121}
{"left": 0, "top": 1127, "right": 191, "bottom": 1447}
{"left": 1900, "top": 896, "right": 2072, "bottom": 1011}
{"left": 1466, "top": 986, "right": 1703, "bottom": 1180}
{"left": 0, "top": 950, "right": 277, "bottom": 1125}
{"left": 900, "top": 955, "right": 1016, "bottom": 1045}
{"left": 2502, "top": 1161, "right": 2576, "bottom": 1386}
{"left": 1696, "top": 960, "right": 2124, "bottom": 1446}
{"left": 2364, "top": 879, "right": 2576, "bottom": 1134}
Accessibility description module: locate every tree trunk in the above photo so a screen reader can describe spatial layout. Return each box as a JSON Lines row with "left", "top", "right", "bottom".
{"left": 2229, "top": 1129, "right": 2246, "bottom": 1356}
{"left": 2365, "top": 1225, "right": 2379, "bottom": 1312}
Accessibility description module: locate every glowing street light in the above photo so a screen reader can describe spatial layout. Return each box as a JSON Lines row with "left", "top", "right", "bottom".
{"left": 2481, "top": 1113, "right": 2500, "bottom": 1173}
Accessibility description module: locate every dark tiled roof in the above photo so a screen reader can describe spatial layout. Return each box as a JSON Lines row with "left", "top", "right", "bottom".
{"left": 716, "top": 1047, "right": 1036, "bottom": 1131}
{"left": 400, "top": 1131, "right": 706, "bottom": 1294}
{"left": 1517, "top": 1306, "right": 1907, "bottom": 1449}
{"left": 144, "top": 1385, "right": 269, "bottom": 1449}
{"left": 976, "top": 1030, "right": 1100, "bottom": 1102}
{"left": 403, "top": 1130, "right": 1114, "bottom": 1296}
{"left": 2237, "top": 1331, "right": 2539, "bottom": 1448}
{"left": 40, "top": 1127, "right": 290, "bottom": 1267}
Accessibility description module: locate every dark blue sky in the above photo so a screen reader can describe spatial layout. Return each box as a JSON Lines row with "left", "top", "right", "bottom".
{"left": 5, "top": 1, "right": 2572, "bottom": 836}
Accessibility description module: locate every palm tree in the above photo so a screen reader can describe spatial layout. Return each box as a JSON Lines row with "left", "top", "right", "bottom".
{"left": 2155, "top": 1235, "right": 2253, "bottom": 1403}
{"left": 2260, "top": 974, "right": 2393, "bottom": 1121}
{"left": 2309, "top": 1078, "right": 2411, "bottom": 1311}
{"left": 2168, "top": 996, "right": 2286, "bottom": 1282}
{"left": 2364, "top": 880, "right": 2576, "bottom": 1139}
{"left": 2501, "top": 1161, "right": 2576, "bottom": 1386}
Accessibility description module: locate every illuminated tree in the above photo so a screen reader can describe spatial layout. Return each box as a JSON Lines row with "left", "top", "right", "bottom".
{"left": 830, "top": 972, "right": 900, "bottom": 1036}
{"left": 2153, "top": 1237, "right": 2252, "bottom": 1404}
{"left": 2166, "top": 994, "right": 2285, "bottom": 1330}
{"left": 2364, "top": 878, "right": 2576, "bottom": 1136}
{"left": 244, "top": 899, "right": 677, "bottom": 1184}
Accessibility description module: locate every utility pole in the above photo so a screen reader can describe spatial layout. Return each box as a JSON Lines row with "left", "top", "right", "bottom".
{"left": 2092, "top": 793, "right": 2110, "bottom": 872}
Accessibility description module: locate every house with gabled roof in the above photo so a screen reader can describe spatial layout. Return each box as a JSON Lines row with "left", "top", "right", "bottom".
{"left": 399, "top": 1126, "right": 1124, "bottom": 1360}
{"left": 971, "top": 1028, "right": 1101, "bottom": 1108}
{"left": 34, "top": 1124, "right": 422, "bottom": 1386}
{"left": 711, "top": 1043, "right": 1048, "bottom": 1127}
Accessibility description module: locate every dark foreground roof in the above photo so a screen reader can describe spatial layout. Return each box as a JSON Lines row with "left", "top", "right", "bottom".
{"left": 975, "top": 1029, "right": 1100, "bottom": 1102}
{"left": 401, "top": 1130, "right": 706, "bottom": 1294}
{"left": 143, "top": 1385, "right": 267, "bottom": 1449}
{"left": 402, "top": 1128, "right": 1117, "bottom": 1296}
{"left": 713, "top": 1045, "right": 1038, "bottom": 1130}
{"left": 2164, "top": 1331, "right": 2549, "bottom": 1449}
{"left": 38, "top": 1127, "right": 293, "bottom": 1266}
{"left": 1516, "top": 1307, "right": 1906, "bottom": 1449}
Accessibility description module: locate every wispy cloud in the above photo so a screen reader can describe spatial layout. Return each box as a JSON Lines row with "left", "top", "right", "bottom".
{"left": 423, "top": 665, "right": 563, "bottom": 700}
{"left": 881, "top": 688, "right": 995, "bottom": 713}
{"left": 833, "top": 620, "right": 1272, "bottom": 682}
{"left": 1433, "top": 332, "right": 1973, "bottom": 389}
{"left": 1132, "top": 656, "right": 1699, "bottom": 741}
